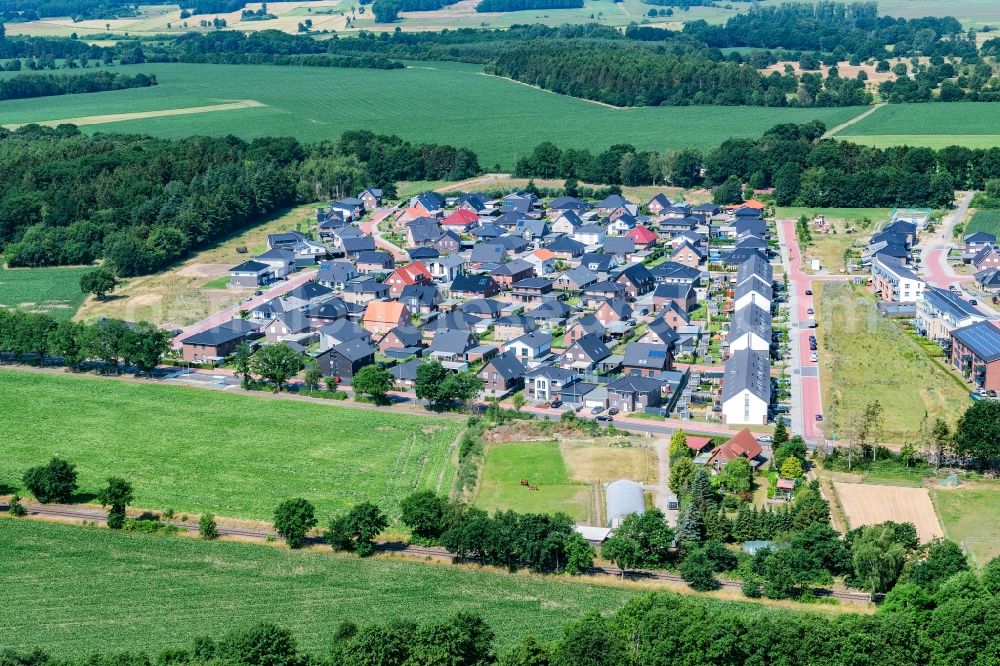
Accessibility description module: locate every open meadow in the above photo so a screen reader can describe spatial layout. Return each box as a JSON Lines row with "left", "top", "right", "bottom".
{"left": 778, "top": 208, "right": 889, "bottom": 274}
{"left": 0, "top": 62, "right": 866, "bottom": 169}
{"left": 0, "top": 266, "right": 91, "bottom": 320}
{"left": 0, "top": 519, "right": 642, "bottom": 655}
{"left": 474, "top": 440, "right": 654, "bottom": 524}
{"left": 837, "top": 102, "right": 1000, "bottom": 151}
{"left": 0, "top": 369, "right": 462, "bottom": 521}
{"left": 815, "top": 282, "right": 970, "bottom": 441}
{"left": 932, "top": 481, "right": 1000, "bottom": 566}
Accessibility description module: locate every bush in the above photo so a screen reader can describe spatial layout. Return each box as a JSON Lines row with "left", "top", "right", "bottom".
{"left": 22, "top": 457, "right": 78, "bottom": 503}
{"left": 199, "top": 513, "right": 220, "bottom": 540}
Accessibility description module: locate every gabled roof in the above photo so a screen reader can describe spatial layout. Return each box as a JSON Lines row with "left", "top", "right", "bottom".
{"left": 492, "top": 259, "right": 533, "bottom": 277}
{"left": 407, "top": 218, "right": 442, "bottom": 244}
{"left": 976, "top": 267, "right": 1000, "bottom": 287}
{"left": 647, "top": 315, "right": 681, "bottom": 345}
{"left": 428, "top": 328, "right": 478, "bottom": 355}
{"left": 596, "top": 194, "right": 632, "bottom": 209}
{"left": 922, "top": 287, "right": 982, "bottom": 321}
{"left": 510, "top": 329, "right": 553, "bottom": 350}
{"left": 605, "top": 236, "right": 636, "bottom": 257}
{"left": 332, "top": 337, "right": 375, "bottom": 362}
{"left": 390, "top": 357, "right": 422, "bottom": 383}
{"left": 580, "top": 252, "right": 616, "bottom": 272}
{"left": 442, "top": 209, "right": 479, "bottom": 227}
{"left": 616, "top": 263, "right": 655, "bottom": 287}
{"left": 357, "top": 250, "right": 394, "bottom": 266}
{"left": 484, "top": 350, "right": 527, "bottom": 381}
{"left": 320, "top": 318, "right": 369, "bottom": 344}
{"left": 384, "top": 324, "right": 424, "bottom": 348}
{"left": 496, "top": 235, "right": 530, "bottom": 252}
{"left": 284, "top": 281, "right": 334, "bottom": 302}
{"left": 600, "top": 295, "right": 632, "bottom": 319}
{"left": 524, "top": 299, "right": 571, "bottom": 320}
{"left": 471, "top": 242, "right": 507, "bottom": 264}
{"left": 317, "top": 260, "right": 357, "bottom": 283}
{"left": 586, "top": 280, "right": 626, "bottom": 295}
{"left": 400, "top": 284, "right": 440, "bottom": 306}
{"left": 651, "top": 261, "right": 702, "bottom": 282}
{"left": 255, "top": 247, "right": 295, "bottom": 262}
{"left": 513, "top": 277, "right": 554, "bottom": 290}
{"left": 307, "top": 298, "right": 349, "bottom": 320}
{"left": 622, "top": 342, "right": 671, "bottom": 369}
{"left": 411, "top": 192, "right": 444, "bottom": 211}
{"left": 710, "top": 428, "right": 764, "bottom": 465}
{"left": 181, "top": 319, "right": 258, "bottom": 346}
{"left": 424, "top": 309, "right": 482, "bottom": 333}
{"left": 408, "top": 247, "right": 440, "bottom": 260}
{"left": 274, "top": 310, "right": 311, "bottom": 333}
{"left": 734, "top": 275, "right": 773, "bottom": 301}
{"left": 729, "top": 302, "right": 772, "bottom": 342}
{"left": 566, "top": 333, "right": 611, "bottom": 362}
{"left": 653, "top": 282, "right": 693, "bottom": 300}
{"left": 548, "top": 196, "right": 591, "bottom": 211}
{"left": 965, "top": 231, "right": 996, "bottom": 243}
{"left": 571, "top": 314, "right": 606, "bottom": 336}
{"left": 342, "top": 236, "right": 377, "bottom": 253}
{"left": 471, "top": 222, "right": 506, "bottom": 239}
{"left": 721, "top": 348, "right": 770, "bottom": 403}
{"left": 451, "top": 273, "right": 497, "bottom": 294}
{"left": 344, "top": 278, "right": 388, "bottom": 294}
{"left": 545, "top": 236, "right": 586, "bottom": 254}
{"left": 559, "top": 266, "right": 598, "bottom": 287}
{"left": 648, "top": 193, "right": 671, "bottom": 209}
{"left": 735, "top": 254, "right": 773, "bottom": 285}
{"left": 391, "top": 261, "right": 433, "bottom": 285}
{"left": 455, "top": 193, "right": 490, "bottom": 211}
{"left": 461, "top": 298, "right": 503, "bottom": 317}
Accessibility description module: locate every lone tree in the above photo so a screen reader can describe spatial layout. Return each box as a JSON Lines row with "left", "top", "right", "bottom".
{"left": 399, "top": 490, "right": 448, "bottom": 542}
{"left": 98, "top": 477, "right": 134, "bottom": 529}
{"left": 251, "top": 343, "right": 302, "bottom": 392}
{"left": 351, "top": 364, "right": 394, "bottom": 404}
{"left": 22, "top": 457, "right": 78, "bottom": 503}
{"left": 273, "top": 498, "right": 317, "bottom": 549}
{"left": 80, "top": 266, "right": 119, "bottom": 300}
{"left": 327, "top": 501, "right": 388, "bottom": 557}
{"left": 199, "top": 513, "right": 220, "bottom": 540}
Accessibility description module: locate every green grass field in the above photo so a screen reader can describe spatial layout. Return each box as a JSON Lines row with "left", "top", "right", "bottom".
{"left": 0, "top": 62, "right": 866, "bottom": 169}
{"left": 0, "top": 266, "right": 92, "bottom": 320}
{"left": 816, "top": 282, "right": 971, "bottom": 442}
{"left": 475, "top": 441, "right": 593, "bottom": 522}
{"left": 0, "top": 369, "right": 461, "bottom": 520}
{"left": 966, "top": 209, "right": 1000, "bottom": 237}
{"left": 0, "top": 519, "right": 641, "bottom": 656}
{"left": 838, "top": 102, "right": 1000, "bottom": 150}
{"left": 932, "top": 482, "right": 1000, "bottom": 566}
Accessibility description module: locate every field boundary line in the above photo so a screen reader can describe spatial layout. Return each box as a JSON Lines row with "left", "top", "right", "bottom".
{"left": 3, "top": 99, "right": 266, "bottom": 129}
{"left": 823, "top": 103, "right": 885, "bottom": 139}
{"left": 478, "top": 73, "right": 626, "bottom": 110}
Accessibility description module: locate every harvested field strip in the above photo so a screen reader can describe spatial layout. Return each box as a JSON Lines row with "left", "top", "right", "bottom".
{"left": 834, "top": 481, "right": 943, "bottom": 543}
{"left": 3, "top": 99, "right": 265, "bottom": 129}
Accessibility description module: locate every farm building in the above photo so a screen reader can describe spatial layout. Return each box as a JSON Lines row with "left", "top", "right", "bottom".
{"left": 605, "top": 479, "right": 646, "bottom": 528}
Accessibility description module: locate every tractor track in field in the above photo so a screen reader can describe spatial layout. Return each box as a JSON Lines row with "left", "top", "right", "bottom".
{"left": 3, "top": 500, "right": 874, "bottom": 604}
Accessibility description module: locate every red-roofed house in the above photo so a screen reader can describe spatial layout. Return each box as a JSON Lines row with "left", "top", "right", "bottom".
{"left": 685, "top": 436, "right": 713, "bottom": 454}
{"left": 707, "top": 428, "right": 764, "bottom": 471}
{"left": 385, "top": 261, "right": 433, "bottom": 298}
{"left": 441, "top": 209, "right": 479, "bottom": 232}
{"left": 628, "top": 225, "right": 658, "bottom": 250}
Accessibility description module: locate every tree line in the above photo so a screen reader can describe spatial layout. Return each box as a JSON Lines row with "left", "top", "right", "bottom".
{"left": 0, "top": 70, "right": 155, "bottom": 100}
{"left": 0, "top": 125, "right": 479, "bottom": 274}
{"left": 475, "top": 0, "right": 583, "bottom": 12}
{"left": 512, "top": 121, "right": 1000, "bottom": 208}
{"left": 0, "top": 308, "right": 171, "bottom": 374}
{"left": 484, "top": 41, "right": 871, "bottom": 108}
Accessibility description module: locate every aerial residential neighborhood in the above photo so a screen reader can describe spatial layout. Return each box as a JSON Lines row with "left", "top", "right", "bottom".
{"left": 3, "top": 2, "right": 1000, "bottom": 664}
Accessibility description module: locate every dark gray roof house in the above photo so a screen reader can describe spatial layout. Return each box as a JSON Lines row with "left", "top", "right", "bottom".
{"left": 471, "top": 223, "right": 505, "bottom": 239}
{"left": 428, "top": 329, "right": 479, "bottom": 358}
{"left": 461, "top": 298, "right": 504, "bottom": 318}
{"left": 622, "top": 342, "right": 672, "bottom": 373}
{"left": 317, "top": 260, "right": 357, "bottom": 287}
{"left": 721, "top": 348, "right": 771, "bottom": 404}
{"left": 342, "top": 236, "right": 377, "bottom": 256}
{"left": 545, "top": 236, "right": 586, "bottom": 256}
{"left": 580, "top": 252, "right": 617, "bottom": 273}
{"left": 604, "top": 236, "right": 635, "bottom": 259}
{"left": 736, "top": 254, "right": 773, "bottom": 285}
{"left": 548, "top": 196, "right": 590, "bottom": 211}
{"left": 470, "top": 242, "right": 507, "bottom": 265}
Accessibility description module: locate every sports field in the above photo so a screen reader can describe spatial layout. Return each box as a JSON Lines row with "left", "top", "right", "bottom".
{"left": 837, "top": 102, "right": 1000, "bottom": 151}
{"left": 0, "top": 62, "right": 866, "bottom": 169}
{"left": 815, "top": 282, "right": 970, "bottom": 442}
{"left": 0, "top": 369, "right": 461, "bottom": 520}
{"left": 0, "top": 519, "right": 640, "bottom": 655}
{"left": 474, "top": 440, "right": 653, "bottom": 524}
{"left": 0, "top": 266, "right": 91, "bottom": 320}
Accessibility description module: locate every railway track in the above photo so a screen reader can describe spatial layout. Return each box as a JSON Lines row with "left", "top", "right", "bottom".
{"left": 4, "top": 502, "right": 873, "bottom": 604}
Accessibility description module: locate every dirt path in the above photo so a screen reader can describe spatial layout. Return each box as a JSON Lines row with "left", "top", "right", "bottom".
{"left": 822, "top": 103, "right": 886, "bottom": 139}
{"left": 4, "top": 100, "right": 265, "bottom": 130}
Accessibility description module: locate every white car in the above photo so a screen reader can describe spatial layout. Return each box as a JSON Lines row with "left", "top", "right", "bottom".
{"left": 756, "top": 435, "right": 773, "bottom": 443}
{"left": 809, "top": 352, "right": 818, "bottom": 362}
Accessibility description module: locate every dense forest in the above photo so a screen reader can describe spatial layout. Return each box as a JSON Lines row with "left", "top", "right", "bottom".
{"left": 0, "top": 0, "right": 173, "bottom": 21}
{"left": 0, "top": 70, "right": 154, "bottom": 100}
{"left": 513, "top": 122, "right": 997, "bottom": 208}
{"left": 485, "top": 42, "right": 871, "bottom": 107}
{"left": 371, "top": 0, "right": 462, "bottom": 23}
{"left": 0, "top": 126, "right": 479, "bottom": 274}
{"left": 475, "top": 0, "right": 583, "bottom": 13}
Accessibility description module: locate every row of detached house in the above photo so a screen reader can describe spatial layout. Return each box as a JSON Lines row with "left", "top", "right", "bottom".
{"left": 187, "top": 187, "right": 776, "bottom": 416}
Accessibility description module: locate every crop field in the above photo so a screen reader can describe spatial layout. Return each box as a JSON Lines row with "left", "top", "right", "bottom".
{"left": 932, "top": 481, "right": 1000, "bottom": 565}
{"left": 0, "top": 62, "right": 865, "bottom": 169}
{"left": 838, "top": 102, "right": 1000, "bottom": 151}
{"left": 0, "top": 519, "right": 643, "bottom": 655}
{"left": 0, "top": 266, "right": 91, "bottom": 320}
{"left": 966, "top": 209, "right": 1000, "bottom": 237}
{"left": 475, "top": 440, "right": 653, "bottom": 524}
{"left": 815, "top": 282, "right": 970, "bottom": 441}
{"left": 833, "top": 481, "right": 943, "bottom": 544}
{"left": 0, "top": 369, "right": 461, "bottom": 520}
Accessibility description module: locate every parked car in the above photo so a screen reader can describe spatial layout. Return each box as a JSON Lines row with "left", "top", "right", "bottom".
{"left": 590, "top": 406, "right": 604, "bottom": 415}
{"left": 254, "top": 290, "right": 262, "bottom": 296}
{"left": 550, "top": 400, "right": 562, "bottom": 409}
{"left": 809, "top": 352, "right": 818, "bottom": 362}
{"left": 596, "top": 415, "right": 614, "bottom": 422}
{"left": 978, "top": 389, "right": 988, "bottom": 397}
{"left": 815, "top": 414, "right": 824, "bottom": 421}
{"left": 806, "top": 308, "right": 815, "bottom": 315}
{"left": 608, "top": 408, "right": 620, "bottom": 416}
{"left": 809, "top": 340, "right": 818, "bottom": 350}
{"left": 949, "top": 285, "right": 960, "bottom": 292}
{"left": 970, "top": 299, "right": 978, "bottom": 305}
{"left": 989, "top": 390, "right": 998, "bottom": 398}
{"left": 757, "top": 435, "right": 772, "bottom": 443}
{"left": 809, "top": 335, "right": 816, "bottom": 343}
{"left": 804, "top": 289, "right": 813, "bottom": 295}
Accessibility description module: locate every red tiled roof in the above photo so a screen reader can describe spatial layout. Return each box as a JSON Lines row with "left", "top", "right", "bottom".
{"left": 686, "top": 436, "right": 713, "bottom": 451}
{"left": 708, "top": 428, "right": 763, "bottom": 465}
{"left": 628, "top": 225, "right": 658, "bottom": 244}
{"left": 391, "top": 261, "right": 432, "bottom": 285}
{"left": 442, "top": 209, "right": 479, "bottom": 226}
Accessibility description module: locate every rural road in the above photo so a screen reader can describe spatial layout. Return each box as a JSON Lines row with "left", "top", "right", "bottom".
{"left": 5, "top": 499, "right": 873, "bottom": 604}
{"left": 822, "top": 103, "right": 885, "bottom": 139}
{"left": 360, "top": 207, "right": 408, "bottom": 262}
